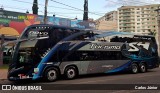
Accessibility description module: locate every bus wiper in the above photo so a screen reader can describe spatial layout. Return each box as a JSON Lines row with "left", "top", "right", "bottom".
{"left": 2, "top": 36, "right": 49, "bottom": 47}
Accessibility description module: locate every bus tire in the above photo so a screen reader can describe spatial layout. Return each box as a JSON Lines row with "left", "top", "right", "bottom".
{"left": 139, "top": 63, "right": 147, "bottom": 73}
{"left": 65, "top": 66, "right": 77, "bottom": 79}
{"left": 44, "top": 68, "right": 59, "bottom": 82}
{"left": 131, "top": 63, "right": 139, "bottom": 74}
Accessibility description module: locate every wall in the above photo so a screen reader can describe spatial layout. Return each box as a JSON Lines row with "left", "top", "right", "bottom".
{"left": 0, "top": 10, "right": 95, "bottom": 36}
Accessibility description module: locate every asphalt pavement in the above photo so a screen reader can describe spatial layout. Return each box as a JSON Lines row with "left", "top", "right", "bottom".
{"left": 0, "top": 67, "right": 160, "bottom": 93}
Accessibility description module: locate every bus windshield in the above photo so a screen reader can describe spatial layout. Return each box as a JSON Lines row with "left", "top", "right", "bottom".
{"left": 12, "top": 25, "right": 79, "bottom": 68}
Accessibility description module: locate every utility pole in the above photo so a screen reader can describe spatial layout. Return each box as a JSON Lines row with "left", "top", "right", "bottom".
{"left": 32, "top": 0, "right": 38, "bottom": 14}
{"left": 0, "top": 35, "right": 4, "bottom": 66}
{"left": 83, "top": 0, "right": 88, "bottom": 21}
{"left": 44, "top": 0, "right": 48, "bottom": 24}
{"left": 155, "top": 9, "right": 160, "bottom": 58}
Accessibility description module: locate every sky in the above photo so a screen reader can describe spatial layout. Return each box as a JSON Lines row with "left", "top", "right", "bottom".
{"left": 1, "top": 0, "right": 160, "bottom": 20}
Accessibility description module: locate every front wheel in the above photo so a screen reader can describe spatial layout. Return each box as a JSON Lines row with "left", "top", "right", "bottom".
{"left": 65, "top": 66, "right": 77, "bottom": 79}
{"left": 44, "top": 68, "right": 59, "bottom": 82}
{"left": 139, "top": 63, "right": 147, "bottom": 73}
{"left": 131, "top": 63, "right": 139, "bottom": 74}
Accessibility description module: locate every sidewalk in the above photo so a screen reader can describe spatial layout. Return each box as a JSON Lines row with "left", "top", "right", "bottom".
{"left": 0, "top": 69, "right": 7, "bottom": 80}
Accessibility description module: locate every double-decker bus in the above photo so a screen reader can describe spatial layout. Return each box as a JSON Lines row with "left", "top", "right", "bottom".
{"left": 36, "top": 31, "right": 158, "bottom": 82}
{"left": 7, "top": 30, "right": 159, "bottom": 82}
{"left": 7, "top": 24, "right": 94, "bottom": 81}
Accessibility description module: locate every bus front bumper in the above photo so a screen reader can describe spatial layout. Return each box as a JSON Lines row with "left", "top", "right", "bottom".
{"left": 8, "top": 75, "right": 42, "bottom": 81}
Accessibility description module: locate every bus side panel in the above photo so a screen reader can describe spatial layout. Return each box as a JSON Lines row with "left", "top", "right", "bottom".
{"left": 59, "top": 61, "right": 81, "bottom": 75}
{"left": 85, "top": 60, "right": 130, "bottom": 74}
{"left": 59, "top": 60, "right": 130, "bottom": 75}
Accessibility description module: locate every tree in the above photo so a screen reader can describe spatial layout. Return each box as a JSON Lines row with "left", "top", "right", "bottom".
{"left": 83, "top": 0, "right": 88, "bottom": 21}
{"left": 32, "top": 0, "right": 38, "bottom": 14}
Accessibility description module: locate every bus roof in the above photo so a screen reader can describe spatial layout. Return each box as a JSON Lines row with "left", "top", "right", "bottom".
{"left": 94, "top": 31, "right": 154, "bottom": 38}
{"left": 26, "top": 24, "right": 86, "bottom": 30}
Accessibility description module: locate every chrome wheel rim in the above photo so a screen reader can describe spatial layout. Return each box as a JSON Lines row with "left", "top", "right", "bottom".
{"left": 47, "top": 70, "right": 57, "bottom": 81}
{"left": 67, "top": 69, "right": 75, "bottom": 78}
{"left": 141, "top": 65, "right": 146, "bottom": 72}
{"left": 132, "top": 65, "right": 138, "bottom": 73}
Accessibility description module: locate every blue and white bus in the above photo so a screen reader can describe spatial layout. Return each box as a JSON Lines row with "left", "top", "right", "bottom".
{"left": 7, "top": 24, "right": 93, "bottom": 81}
{"left": 7, "top": 28, "right": 159, "bottom": 82}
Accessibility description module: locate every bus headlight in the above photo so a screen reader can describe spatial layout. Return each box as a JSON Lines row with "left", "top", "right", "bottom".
{"left": 34, "top": 68, "right": 39, "bottom": 74}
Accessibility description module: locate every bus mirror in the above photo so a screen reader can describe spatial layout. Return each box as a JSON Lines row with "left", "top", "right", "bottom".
{"left": 6, "top": 47, "right": 13, "bottom": 55}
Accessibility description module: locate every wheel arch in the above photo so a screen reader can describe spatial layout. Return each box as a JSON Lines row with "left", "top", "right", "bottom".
{"left": 42, "top": 65, "right": 61, "bottom": 77}
{"left": 63, "top": 64, "right": 79, "bottom": 75}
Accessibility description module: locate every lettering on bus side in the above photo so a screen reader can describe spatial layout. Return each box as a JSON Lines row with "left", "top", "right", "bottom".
{"left": 29, "top": 31, "right": 49, "bottom": 37}
{"left": 90, "top": 43, "right": 121, "bottom": 50}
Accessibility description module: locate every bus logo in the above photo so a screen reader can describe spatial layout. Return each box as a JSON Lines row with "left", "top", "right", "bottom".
{"left": 29, "top": 31, "right": 48, "bottom": 37}
{"left": 90, "top": 43, "right": 121, "bottom": 50}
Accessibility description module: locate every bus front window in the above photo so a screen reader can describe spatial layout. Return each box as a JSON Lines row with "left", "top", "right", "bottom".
{"left": 12, "top": 26, "right": 79, "bottom": 68}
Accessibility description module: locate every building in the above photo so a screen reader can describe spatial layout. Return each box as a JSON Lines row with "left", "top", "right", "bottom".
{"left": 95, "top": 11, "right": 118, "bottom": 31}
{"left": 118, "top": 4, "right": 160, "bottom": 34}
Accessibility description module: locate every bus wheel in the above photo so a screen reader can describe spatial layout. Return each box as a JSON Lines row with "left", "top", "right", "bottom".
{"left": 65, "top": 66, "right": 77, "bottom": 79}
{"left": 131, "top": 63, "right": 139, "bottom": 74}
{"left": 45, "top": 68, "right": 59, "bottom": 82}
{"left": 140, "top": 63, "right": 146, "bottom": 73}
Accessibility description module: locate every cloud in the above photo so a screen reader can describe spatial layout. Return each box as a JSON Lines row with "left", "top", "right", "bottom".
{"left": 105, "top": 0, "right": 160, "bottom": 7}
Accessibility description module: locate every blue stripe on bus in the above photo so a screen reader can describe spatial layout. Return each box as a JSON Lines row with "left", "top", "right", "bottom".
{"left": 105, "top": 61, "right": 131, "bottom": 73}
{"left": 32, "top": 44, "right": 61, "bottom": 80}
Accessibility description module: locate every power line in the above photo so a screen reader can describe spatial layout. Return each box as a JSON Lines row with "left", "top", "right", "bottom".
{"left": 1, "top": 5, "right": 77, "bottom": 19}
{"left": 50, "top": 0, "right": 103, "bottom": 16}
{"left": 1, "top": 5, "right": 85, "bottom": 15}
{"left": 11, "top": 0, "right": 105, "bottom": 16}
{"left": 11, "top": 0, "right": 81, "bottom": 11}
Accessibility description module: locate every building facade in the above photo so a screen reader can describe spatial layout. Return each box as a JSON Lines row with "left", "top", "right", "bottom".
{"left": 95, "top": 11, "right": 118, "bottom": 31}
{"left": 118, "top": 4, "right": 160, "bottom": 35}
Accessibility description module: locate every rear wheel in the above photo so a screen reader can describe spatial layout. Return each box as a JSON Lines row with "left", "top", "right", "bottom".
{"left": 139, "top": 63, "right": 147, "bottom": 73}
{"left": 44, "top": 68, "right": 59, "bottom": 82}
{"left": 65, "top": 66, "right": 77, "bottom": 79}
{"left": 131, "top": 63, "right": 139, "bottom": 74}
